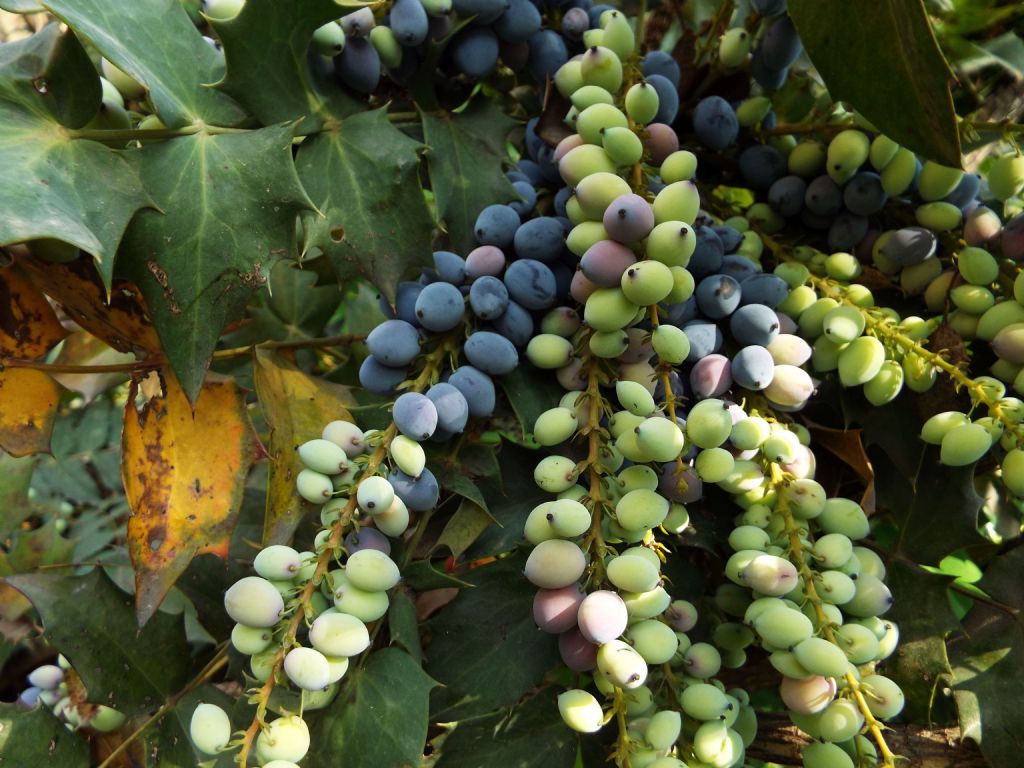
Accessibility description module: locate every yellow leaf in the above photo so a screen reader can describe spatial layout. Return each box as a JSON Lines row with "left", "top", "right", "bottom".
{"left": 0, "top": 368, "right": 61, "bottom": 457}
{"left": 122, "top": 372, "right": 256, "bottom": 625}
{"left": 254, "top": 349, "right": 354, "bottom": 545}
{"left": 0, "top": 266, "right": 67, "bottom": 356}
{"left": 15, "top": 254, "right": 159, "bottom": 357}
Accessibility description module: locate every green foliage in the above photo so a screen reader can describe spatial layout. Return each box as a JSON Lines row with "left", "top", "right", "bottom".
{"left": 0, "top": 703, "right": 89, "bottom": 766}
{"left": 7, "top": 569, "right": 190, "bottom": 714}
{"left": 295, "top": 109, "right": 435, "bottom": 306}
{"left": 310, "top": 649, "right": 437, "bottom": 767}
{"left": 789, "top": 0, "right": 962, "bottom": 166}
{"left": 0, "top": 26, "right": 150, "bottom": 284}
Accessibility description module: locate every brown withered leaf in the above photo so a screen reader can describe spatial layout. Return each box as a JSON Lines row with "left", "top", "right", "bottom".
{"left": 253, "top": 349, "right": 355, "bottom": 545}
{"left": 122, "top": 372, "right": 257, "bottom": 626}
{"left": 806, "top": 422, "right": 874, "bottom": 486}
{"left": 0, "top": 265, "right": 67, "bottom": 356}
{"left": 15, "top": 253, "right": 159, "bottom": 357}
{"left": 0, "top": 265, "right": 67, "bottom": 455}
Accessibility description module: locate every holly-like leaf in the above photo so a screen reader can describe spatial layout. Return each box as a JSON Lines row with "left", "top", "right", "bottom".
{"left": 117, "top": 124, "right": 315, "bottom": 402}
{"left": 0, "top": 27, "right": 150, "bottom": 286}
{"left": 501, "top": 367, "right": 567, "bottom": 442}
{"left": 421, "top": 101, "right": 518, "bottom": 252}
{"left": 253, "top": 349, "right": 355, "bottom": 545}
{"left": 0, "top": 452, "right": 35, "bottom": 536}
{"left": 874, "top": 449, "right": 982, "bottom": 565}
{"left": 6, "top": 569, "right": 191, "bottom": 714}
{"left": 788, "top": 0, "right": 961, "bottom": 166}
{"left": 0, "top": 703, "right": 88, "bottom": 766}
{"left": 310, "top": 648, "right": 438, "bottom": 767}
{"left": 212, "top": 0, "right": 362, "bottom": 126}
{"left": 295, "top": 109, "right": 434, "bottom": 304}
{"left": 949, "top": 547, "right": 1024, "bottom": 768}
{"left": 427, "top": 553, "right": 561, "bottom": 721}
{"left": 121, "top": 372, "right": 256, "bottom": 625}
{"left": 436, "top": 690, "right": 577, "bottom": 768}
{"left": 434, "top": 499, "right": 499, "bottom": 560}
{"left": 42, "top": 0, "right": 245, "bottom": 128}
{"left": 885, "top": 561, "right": 958, "bottom": 722}
{"left": 0, "top": 1, "right": 44, "bottom": 12}
{"left": 15, "top": 254, "right": 160, "bottom": 357}
{"left": 225, "top": 260, "right": 342, "bottom": 349}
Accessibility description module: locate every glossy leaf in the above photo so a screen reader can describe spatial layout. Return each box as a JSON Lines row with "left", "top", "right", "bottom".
{"left": 885, "top": 561, "right": 958, "bottom": 722}
{"left": 0, "top": 703, "right": 88, "bottom": 766}
{"left": 388, "top": 587, "right": 423, "bottom": 664}
{"left": 6, "top": 569, "right": 190, "bottom": 714}
{"left": 117, "top": 125, "right": 315, "bottom": 402}
{"left": 43, "top": 0, "right": 245, "bottom": 128}
{"left": 0, "top": 27, "right": 151, "bottom": 286}
{"left": 789, "top": 0, "right": 961, "bottom": 166}
{"left": 310, "top": 648, "right": 437, "bottom": 767}
{"left": 421, "top": 101, "right": 518, "bottom": 252}
{"left": 949, "top": 547, "right": 1024, "bottom": 768}
{"left": 253, "top": 348, "right": 355, "bottom": 545}
{"left": 212, "top": 0, "right": 362, "bottom": 126}
{"left": 295, "top": 108, "right": 435, "bottom": 305}
{"left": 427, "top": 553, "right": 561, "bottom": 721}
{"left": 434, "top": 499, "right": 499, "bottom": 560}
{"left": 436, "top": 691, "right": 577, "bottom": 768}
{"left": 122, "top": 372, "right": 256, "bottom": 625}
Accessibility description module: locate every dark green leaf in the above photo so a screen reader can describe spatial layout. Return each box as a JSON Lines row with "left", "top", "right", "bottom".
{"left": 436, "top": 690, "right": 577, "bottom": 768}
{"left": 885, "top": 561, "right": 958, "bottom": 722}
{"left": 310, "top": 648, "right": 437, "bottom": 768}
{"left": 403, "top": 559, "right": 474, "bottom": 590}
{"left": 465, "top": 444, "right": 546, "bottom": 559}
{"left": 212, "top": 0, "right": 362, "bottom": 126}
{"left": 0, "top": 27, "right": 150, "bottom": 284}
{"left": 295, "top": 109, "right": 434, "bottom": 305}
{"left": 421, "top": 101, "right": 518, "bottom": 252}
{"left": 875, "top": 450, "right": 982, "bottom": 564}
{"left": 6, "top": 569, "right": 190, "bottom": 714}
{"left": 0, "top": 452, "right": 36, "bottom": 537}
{"left": 144, "top": 684, "right": 237, "bottom": 768}
{"left": 949, "top": 547, "right": 1024, "bottom": 768}
{"left": 7, "top": 519, "right": 74, "bottom": 571}
{"left": 427, "top": 553, "right": 561, "bottom": 721}
{"left": 0, "top": 703, "right": 88, "bottom": 767}
{"left": 117, "top": 125, "right": 314, "bottom": 401}
{"left": 43, "top": 0, "right": 245, "bottom": 128}
{"left": 788, "top": 0, "right": 961, "bottom": 166}
{"left": 501, "top": 367, "right": 568, "bottom": 441}
{"left": 435, "top": 499, "right": 499, "bottom": 560}
{"left": 388, "top": 587, "right": 423, "bottom": 664}
{"left": 438, "top": 467, "right": 490, "bottom": 511}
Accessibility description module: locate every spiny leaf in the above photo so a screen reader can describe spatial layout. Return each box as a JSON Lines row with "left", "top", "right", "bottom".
{"left": 310, "top": 648, "right": 438, "bottom": 767}
{"left": 436, "top": 690, "right": 577, "bottom": 768}
{"left": 949, "top": 547, "right": 1024, "bottom": 767}
{"left": 295, "top": 108, "right": 435, "bottom": 305}
{"left": 427, "top": 552, "right": 561, "bottom": 721}
{"left": 788, "top": 0, "right": 961, "bottom": 166}
{"left": 43, "top": 0, "right": 246, "bottom": 128}
{"left": 117, "top": 125, "right": 315, "bottom": 402}
{"left": 121, "top": 372, "right": 256, "bottom": 625}
{"left": 0, "top": 703, "right": 88, "bottom": 767}
{"left": 421, "top": 100, "right": 518, "bottom": 252}
{"left": 0, "top": 26, "right": 151, "bottom": 286}
{"left": 253, "top": 349, "right": 355, "bottom": 545}
{"left": 212, "top": 0, "right": 363, "bottom": 126}
{"left": 6, "top": 569, "right": 191, "bottom": 714}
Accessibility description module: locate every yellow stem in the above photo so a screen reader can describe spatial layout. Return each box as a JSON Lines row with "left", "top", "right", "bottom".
{"left": 769, "top": 463, "right": 897, "bottom": 767}
{"left": 234, "top": 333, "right": 456, "bottom": 765}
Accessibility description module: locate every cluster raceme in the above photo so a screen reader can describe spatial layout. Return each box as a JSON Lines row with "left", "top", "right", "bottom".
{"left": 714, "top": 418, "right": 904, "bottom": 768}
{"left": 191, "top": 416, "right": 437, "bottom": 766}
{"left": 17, "top": 656, "right": 126, "bottom": 734}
